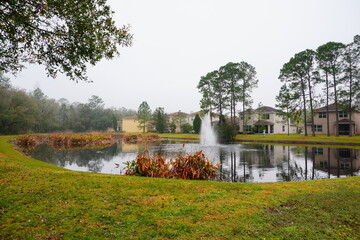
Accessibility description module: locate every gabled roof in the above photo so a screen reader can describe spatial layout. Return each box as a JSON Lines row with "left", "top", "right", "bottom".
{"left": 316, "top": 104, "right": 337, "bottom": 112}
{"left": 167, "top": 111, "right": 189, "bottom": 117}
{"left": 122, "top": 115, "right": 138, "bottom": 120}
{"left": 257, "top": 106, "right": 279, "bottom": 113}
{"left": 243, "top": 106, "right": 279, "bottom": 113}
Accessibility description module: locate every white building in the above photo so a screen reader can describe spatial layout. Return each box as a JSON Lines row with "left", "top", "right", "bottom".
{"left": 239, "top": 106, "right": 297, "bottom": 134}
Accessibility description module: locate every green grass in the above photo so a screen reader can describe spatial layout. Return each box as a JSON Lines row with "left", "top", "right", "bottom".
{"left": 1, "top": 135, "right": 360, "bottom": 239}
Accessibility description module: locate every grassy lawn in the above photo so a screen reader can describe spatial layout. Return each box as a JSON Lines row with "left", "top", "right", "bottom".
{"left": 1, "top": 135, "right": 360, "bottom": 239}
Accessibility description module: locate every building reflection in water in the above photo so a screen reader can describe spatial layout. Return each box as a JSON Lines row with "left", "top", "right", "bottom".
{"left": 217, "top": 144, "right": 360, "bottom": 182}
{"left": 311, "top": 147, "right": 360, "bottom": 177}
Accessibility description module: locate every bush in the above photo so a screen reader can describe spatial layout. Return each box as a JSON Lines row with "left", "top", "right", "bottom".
{"left": 216, "top": 122, "right": 236, "bottom": 143}
{"left": 181, "top": 123, "right": 193, "bottom": 133}
{"left": 125, "top": 151, "right": 220, "bottom": 180}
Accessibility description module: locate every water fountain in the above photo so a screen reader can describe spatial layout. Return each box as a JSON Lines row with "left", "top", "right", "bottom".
{"left": 200, "top": 112, "right": 217, "bottom": 146}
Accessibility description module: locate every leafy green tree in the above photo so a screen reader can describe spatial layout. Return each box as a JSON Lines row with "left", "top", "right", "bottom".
{"left": 279, "top": 49, "right": 318, "bottom": 136}
{"left": 193, "top": 114, "right": 202, "bottom": 134}
{"left": 0, "top": 89, "right": 38, "bottom": 134}
{"left": 32, "top": 88, "right": 61, "bottom": 132}
{"left": 197, "top": 73, "right": 214, "bottom": 115}
{"left": 181, "top": 123, "right": 193, "bottom": 133}
{"left": 276, "top": 84, "right": 301, "bottom": 135}
{"left": 316, "top": 42, "right": 345, "bottom": 136}
{"left": 0, "top": 0, "right": 132, "bottom": 82}
{"left": 172, "top": 111, "right": 187, "bottom": 132}
{"left": 169, "top": 123, "right": 176, "bottom": 133}
{"left": 153, "top": 107, "right": 168, "bottom": 133}
{"left": 137, "top": 101, "right": 151, "bottom": 133}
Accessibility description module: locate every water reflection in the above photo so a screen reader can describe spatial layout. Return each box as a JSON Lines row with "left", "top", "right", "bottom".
{"left": 27, "top": 141, "right": 360, "bottom": 182}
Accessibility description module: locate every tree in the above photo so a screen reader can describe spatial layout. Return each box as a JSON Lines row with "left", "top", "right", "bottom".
{"left": 279, "top": 49, "right": 318, "bottom": 136}
{"left": 276, "top": 83, "right": 301, "bottom": 135}
{"left": 153, "top": 107, "right": 168, "bottom": 133}
{"left": 181, "top": 123, "right": 193, "bottom": 133}
{"left": 137, "top": 101, "right": 151, "bottom": 133}
{"left": 237, "top": 62, "right": 258, "bottom": 134}
{"left": 172, "top": 111, "right": 187, "bottom": 132}
{"left": 0, "top": 0, "right": 133, "bottom": 82}
{"left": 0, "top": 72, "right": 11, "bottom": 90}
{"left": 315, "top": 42, "right": 345, "bottom": 136}
{"left": 192, "top": 114, "right": 202, "bottom": 134}
{"left": 0, "top": 89, "right": 39, "bottom": 134}
{"left": 339, "top": 35, "right": 360, "bottom": 136}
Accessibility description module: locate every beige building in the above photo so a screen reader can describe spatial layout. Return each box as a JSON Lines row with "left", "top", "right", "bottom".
{"left": 239, "top": 106, "right": 297, "bottom": 134}
{"left": 306, "top": 104, "right": 360, "bottom": 135}
{"left": 119, "top": 115, "right": 150, "bottom": 133}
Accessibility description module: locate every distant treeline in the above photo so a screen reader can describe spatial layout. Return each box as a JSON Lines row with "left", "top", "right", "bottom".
{"left": 0, "top": 73, "right": 136, "bottom": 135}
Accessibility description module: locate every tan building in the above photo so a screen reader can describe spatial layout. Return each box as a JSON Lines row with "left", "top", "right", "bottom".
{"left": 239, "top": 106, "right": 297, "bottom": 134}
{"left": 119, "top": 115, "right": 150, "bottom": 133}
{"left": 306, "top": 104, "right": 360, "bottom": 135}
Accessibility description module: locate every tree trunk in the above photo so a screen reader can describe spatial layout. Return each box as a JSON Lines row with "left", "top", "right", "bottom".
{"left": 301, "top": 79, "right": 308, "bottom": 136}
{"left": 307, "top": 76, "right": 316, "bottom": 136}
{"left": 333, "top": 72, "right": 339, "bottom": 137}
{"left": 325, "top": 72, "right": 330, "bottom": 136}
{"left": 349, "top": 62, "right": 353, "bottom": 137}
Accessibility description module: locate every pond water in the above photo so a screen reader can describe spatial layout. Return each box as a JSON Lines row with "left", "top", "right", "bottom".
{"left": 27, "top": 141, "right": 360, "bottom": 183}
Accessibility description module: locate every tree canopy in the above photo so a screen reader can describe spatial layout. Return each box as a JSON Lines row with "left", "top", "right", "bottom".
{"left": 0, "top": 0, "right": 133, "bottom": 82}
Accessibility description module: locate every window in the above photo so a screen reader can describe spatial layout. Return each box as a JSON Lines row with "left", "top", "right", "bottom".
{"left": 319, "top": 112, "right": 327, "bottom": 118}
{"left": 320, "top": 161, "right": 328, "bottom": 168}
{"left": 244, "top": 125, "right": 252, "bottom": 132}
{"left": 314, "top": 148, "right": 323, "bottom": 155}
{"left": 282, "top": 125, "right": 285, "bottom": 132}
{"left": 262, "top": 114, "right": 270, "bottom": 120}
{"left": 314, "top": 125, "right": 323, "bottom": 132}
{"left": 339, "top": 112, "right": 348, "bottom": 118}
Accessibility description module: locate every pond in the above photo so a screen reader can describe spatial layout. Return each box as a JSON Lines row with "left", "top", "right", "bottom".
{"left": 27, "top": 141, "right": 360, "bottom": 183}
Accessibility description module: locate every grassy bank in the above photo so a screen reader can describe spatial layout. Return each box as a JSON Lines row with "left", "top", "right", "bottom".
{"left": 159, "top": 133, "right": 360, "bottom": 146}
{"left": 1, "top": 135, "right": 359, "bottom": 239}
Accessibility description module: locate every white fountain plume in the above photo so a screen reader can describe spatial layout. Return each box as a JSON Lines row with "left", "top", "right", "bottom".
{"left": 200, "top": 112, "right": 217, "bottom": 146}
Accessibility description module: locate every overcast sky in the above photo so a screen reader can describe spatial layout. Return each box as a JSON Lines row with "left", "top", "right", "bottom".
{"left": 9, "top": 0, "right": 360, "bottom": 114}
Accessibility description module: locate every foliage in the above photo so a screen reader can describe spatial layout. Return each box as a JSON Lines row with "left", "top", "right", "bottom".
{"left": 181, "top": 123, "right": 193, "bottom": 133}
{"left": 122, "top": 134, "right": 160, "bottom": 144}
{"left": 171, "top": 151, "right": 220, "bottom": 180}
{"left": 152, "top": 107, "right": 168, "bottom": 133}
{"left": 171, "top": 111, "right": 187, "bottom": 132}
{"left": 0, "top": 88, "right": 39, "bottom": 134}
{"left": 216, "top": 120, "right": 237, "bottom": 143}
{"left": 197, "top": 61, "right": 258, "bottom": 124}
{"left": 169, "top": 123, "right": 176, "bottom": 133}
{"left": 193, "top": 114, "right": 202, "bottom": 134}
{"left": 16, "top": 133, "right": 115, "bottom": 149}
{"left": 125, "top": 151, "right": 219, "bottom": 180}
{"left": 137, "top": 101, "right": 152, "bottom": 133}
{"left": 0, "top": 0, "right": 132, "bottom": 82}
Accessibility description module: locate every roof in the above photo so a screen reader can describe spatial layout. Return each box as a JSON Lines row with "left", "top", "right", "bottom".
{"left": 122, "top": 115, "right": 138, "bottom": 120}
{"left": 315, "top": 103, "right": 358, "bottom": 112}
{"left": 243, "top": 106, "right": 280, "bottom": 113}
{"left": 335, "top": 118, "right": 355, "bottom": 124}
{"left": 316, "top": 104, "right": 337, "bottom": 112}
{"left": 257, "top": 106, "right": 279, "bottom": 113}
{"left": 167, "top": 111, "right": 189, "bottom": 117}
